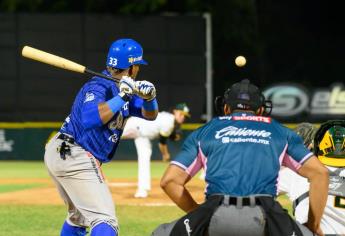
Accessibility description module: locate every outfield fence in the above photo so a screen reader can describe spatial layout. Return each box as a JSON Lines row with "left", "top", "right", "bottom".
{"left": 0, "top": 122, "right": 317, "bottom": 161}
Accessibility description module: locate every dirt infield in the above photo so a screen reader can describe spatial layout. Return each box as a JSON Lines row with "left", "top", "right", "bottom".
{"left": 0, "top": 178, "right": 206, "bottom": 205}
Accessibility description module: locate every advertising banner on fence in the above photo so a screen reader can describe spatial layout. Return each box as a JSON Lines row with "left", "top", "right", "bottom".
{"left": 0, "top": 127, "right": 186, "bottom": 161}
{"left": 0, "top": 130, "right": 14, "bottom": 152}
{"left": 1, "top": 82, "right": 343, "bottom": 160}
{"left": 263, "top": 82, "right": 345, "bottom": 122}
{"left": 0, "top": 128, "right": 54, "bottom": 160}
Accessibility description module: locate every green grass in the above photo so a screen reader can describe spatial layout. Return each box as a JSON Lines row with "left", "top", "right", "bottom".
{"left": 102, "top": 161, "right": 170, "bottom": 179}
{"left": 0, "top": 200, "right": 292, "bottom": 236}
{"left": 0, "top": 161, "right": 49, "bottom": 178}
{"left": 0, "top": 161, "right": 184, "bottom": 236}
{"left": 0, "top": 161, "right": 169, "bottom": 179}
{"left": 0, "top": 183, "right": 45, "bottom": 193}
{"left": 277, "top": 194, "right": 293, "bottom": 216}
{"left": 0, "top": 161, "right": 293, "bottom": 236}
{"left": 0, "top": 205, "right": 184, "bottom": 236}
{"left": 117, "top": 205, "right": 184, "bottom": 236}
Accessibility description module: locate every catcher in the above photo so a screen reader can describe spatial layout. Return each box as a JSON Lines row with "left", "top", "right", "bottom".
{"left": 152, "top": 79, "right": 328, "bottom": 236}
{"left": 279, "top": 120, "right": 345, "bottom": 235}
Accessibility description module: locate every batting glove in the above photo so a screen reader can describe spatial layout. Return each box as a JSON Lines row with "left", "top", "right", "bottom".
{"left": 135, "top": 80, "right": 156, "bottom": 101}
{"left": 119, "top": 76, "right": 135, "bottom": 95}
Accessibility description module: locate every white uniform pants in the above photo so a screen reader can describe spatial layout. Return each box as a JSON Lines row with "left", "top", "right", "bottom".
{"left": 134, "top": 137, "right": 152, "bottom": 191}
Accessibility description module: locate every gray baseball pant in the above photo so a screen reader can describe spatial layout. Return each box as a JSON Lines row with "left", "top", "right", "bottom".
{"left": 44, "top": 133, "right": 118, "bottom": 231}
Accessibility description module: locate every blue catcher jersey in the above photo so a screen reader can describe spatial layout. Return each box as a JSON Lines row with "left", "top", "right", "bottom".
{"left": 172, "top": 112, "right": 313, "bottom": 196}
{"left": 60, "top": 70, "right": 145, "bottom": 163}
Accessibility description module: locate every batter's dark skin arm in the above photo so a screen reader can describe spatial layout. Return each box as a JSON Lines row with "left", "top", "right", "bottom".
{"left": 97, "top": 67, "right": 129, "bottom": 124}
{"left": 97, "top": 65, "right": 160, "bottom": 124}
{"left": 98, "top": 99, "right": 158, "bottom": 124}
{"left": 160, "top": 165, "right": 199, "bottom": 213}
{"left": 297, "top": 155, "right": 328, "bottom": 236}
{"left": 141, "top": 108, "right": 158, "bottom": 120}
{"left": 96, "top": 65, "right": 158, "bottom": 124}
{"left": 98, "top": 102, "right": 115, "bottom": 124}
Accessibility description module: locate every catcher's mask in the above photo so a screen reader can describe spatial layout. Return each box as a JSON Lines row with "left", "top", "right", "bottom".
{"left": 314, "top": 120, "right": 345, "bottom": 167}
{"left": 214, "top": 79, "right": 272, "bottom": 116}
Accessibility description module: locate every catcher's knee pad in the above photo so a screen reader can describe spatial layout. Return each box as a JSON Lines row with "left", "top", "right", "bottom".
{"left": 91, "top": 222, "right": 118, "bottom": 236}
{"left": 61, "top": 221, "right": 87, "bottom": 236}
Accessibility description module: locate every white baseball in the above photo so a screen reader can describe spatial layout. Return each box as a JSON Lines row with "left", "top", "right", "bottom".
{"left": 235, "top": 56, "right": 246, "bottom": 67}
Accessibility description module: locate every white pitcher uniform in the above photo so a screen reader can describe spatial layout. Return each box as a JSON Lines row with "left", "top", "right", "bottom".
{"left": 122, "top": 111, "right": 175, "bottom": 192}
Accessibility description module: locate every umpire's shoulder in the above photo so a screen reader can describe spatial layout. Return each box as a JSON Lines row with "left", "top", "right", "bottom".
{"left": 270, "top": 118, "right": 296, "bottom": 136}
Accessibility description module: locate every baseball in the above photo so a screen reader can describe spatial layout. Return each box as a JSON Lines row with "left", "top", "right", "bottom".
{"left": 235, "top": 56, "right": 246, "bottom": 67}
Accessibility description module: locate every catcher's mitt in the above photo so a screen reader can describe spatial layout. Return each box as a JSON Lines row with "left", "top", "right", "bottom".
{"left": 293, "top": 122, "right": 318, "bottom": 148}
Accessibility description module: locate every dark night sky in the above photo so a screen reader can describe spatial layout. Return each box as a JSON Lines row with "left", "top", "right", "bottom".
{"left": 254, "top": 0, "right": 345, "bottom": 88}
{"left": 1, "top": 0, "right": 344, "bottom": 121}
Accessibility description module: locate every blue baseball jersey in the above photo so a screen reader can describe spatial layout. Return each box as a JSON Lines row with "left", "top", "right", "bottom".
{"left": 172, "top": 112, "right": 313, "bottom": 197}
{"left": 60, "top": 70, "right": 145, "bottom": 163}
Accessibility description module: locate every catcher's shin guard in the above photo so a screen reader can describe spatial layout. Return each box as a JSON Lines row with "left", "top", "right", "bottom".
{"left": 60, "top": 221, "right": 87, "bottom": 236}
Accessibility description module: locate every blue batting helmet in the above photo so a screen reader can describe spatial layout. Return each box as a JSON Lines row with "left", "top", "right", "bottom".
{"left": 106, "top": 38, "right": 148, "bottom": 69}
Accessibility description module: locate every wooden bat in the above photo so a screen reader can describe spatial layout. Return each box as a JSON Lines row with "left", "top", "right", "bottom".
{"left": 21, "top": 46, "right": 118, "bottom": 82}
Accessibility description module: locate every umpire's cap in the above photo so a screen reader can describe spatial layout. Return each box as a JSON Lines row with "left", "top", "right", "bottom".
{"left": 224, "top": 79, "right": 266, "bottom": 112}
{"left": 106, "top": 38, "right": 148, "bottom": 69}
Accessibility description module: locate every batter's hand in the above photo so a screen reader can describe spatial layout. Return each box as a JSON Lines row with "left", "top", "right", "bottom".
{"left": 119, "top": 76, "right": 135, "bottom": 95}
{"left": 135, "top": 80, "right": 156, "bottom": 101}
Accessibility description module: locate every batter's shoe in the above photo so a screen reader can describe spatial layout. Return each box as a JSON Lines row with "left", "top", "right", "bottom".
{"left": 134, "top": 189, "right": 148, "bottom": 198}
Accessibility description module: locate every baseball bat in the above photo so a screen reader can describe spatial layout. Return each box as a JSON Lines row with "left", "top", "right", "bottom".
{"left": 21, "top": 46, "right": 118, "bottom": 82}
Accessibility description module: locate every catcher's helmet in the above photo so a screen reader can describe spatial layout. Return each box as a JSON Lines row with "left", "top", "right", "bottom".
{"left": 314, "top": 120, "right": 345, "bottom": 167}
{"left": 214, "top": 79, "right": 272, "bottom": 116}
{"left": 106, "top": 38, "right": 148, "bottom": 69}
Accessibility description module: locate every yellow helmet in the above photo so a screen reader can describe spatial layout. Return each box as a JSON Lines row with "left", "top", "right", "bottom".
{"left": 314, "top": 120, "right": 345, "bottom": 167}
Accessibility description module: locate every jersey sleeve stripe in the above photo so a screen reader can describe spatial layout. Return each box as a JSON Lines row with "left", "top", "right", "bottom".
{"left": 185, "top": 145, "right": 206, "bottom": 177}
{"left": 299, "top": 152, "right": 314, "bottom": 164}
{"left": 198, "top": 143, "right": 207, "bottom": 167}
{"left": 170, "top": 161, "right": 188, "bottom": 170}
{"left": 279, "top": 144, "right": 288, "bottom": 165}
{"left": 185, "top": 156, "right": 203, "bottom": 177}
{"left": 283, "top": 154, "right": 302, "bottom": 171}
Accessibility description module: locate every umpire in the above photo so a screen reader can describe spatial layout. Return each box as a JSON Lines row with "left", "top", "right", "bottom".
{"left": 152, "top": 79, "right": 328, "bottom": 236}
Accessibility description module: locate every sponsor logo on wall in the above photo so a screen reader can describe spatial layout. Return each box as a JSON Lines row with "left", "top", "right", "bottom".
{"left": 263, "top": 83, "right": 345, "bottom": 119}
{"left": 0, "top": 130, "right": 14, "bottom": 152}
